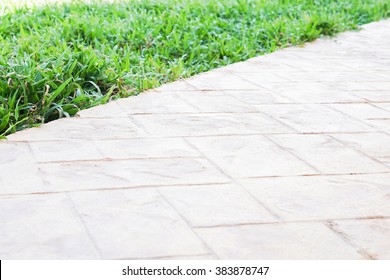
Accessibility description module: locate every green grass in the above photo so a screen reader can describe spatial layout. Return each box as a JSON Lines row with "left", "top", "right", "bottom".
{"left": 1, "top": 0, "right": 389, "bottom": 137}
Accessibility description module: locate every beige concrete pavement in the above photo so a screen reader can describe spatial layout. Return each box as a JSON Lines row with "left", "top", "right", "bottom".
{"left": 1, "top": 19, "right": 390, "bottom": 259}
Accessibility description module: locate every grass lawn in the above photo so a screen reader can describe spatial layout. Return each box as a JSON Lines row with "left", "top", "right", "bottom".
{"left": 0, "top": 0, "right": 389, "bottom": 137}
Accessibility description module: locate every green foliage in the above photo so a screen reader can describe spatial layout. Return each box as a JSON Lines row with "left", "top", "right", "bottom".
{"left": 0, "top": 0, "right": 389, "bottom": 136}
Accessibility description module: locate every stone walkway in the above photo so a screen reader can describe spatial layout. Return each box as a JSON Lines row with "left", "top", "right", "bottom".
{"left": 1, "top": 20, "right": 390, "bottom": 260}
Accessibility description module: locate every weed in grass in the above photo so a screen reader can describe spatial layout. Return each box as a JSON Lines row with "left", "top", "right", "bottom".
{"left": 0, "top": 0, "right": 389, "bottom": 137}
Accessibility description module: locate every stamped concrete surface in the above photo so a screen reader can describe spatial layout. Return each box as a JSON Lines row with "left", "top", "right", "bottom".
{"left": 1, "top": 20, "right": 390, "bottom": 260}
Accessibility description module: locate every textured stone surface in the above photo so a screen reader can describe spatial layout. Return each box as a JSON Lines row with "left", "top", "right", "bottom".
{"left": 69, "top": 189, "right": 209, "bottom": 259}
{"left": 256, "top": 104, "right": 374, "bottom": 133}
{"left": 269, "top": 134, "right": 389, "bottom": 174}
{"left": 1, "top": 19, "right": 390, "bottom": 259}
{"left": 332, "top": 133, "right": 390, "bottom": 166}
{"left": 196, "top": 223, "right": 364, "bottom": 259}
{"left": 133, "top": 113, "right": 293, "bottom": 137}
{"left": 187, "top": 135, "right": 317, "bottom": 178}
{"left": 7, "top": 117, "right": 146, "bottom": 141}
{"left": 159, "top": 184, "right": 278, "bottom": 226}
{"left": 328, "top": 219, "right": 390, "bottom": 260}
{"left": 0, "top": 194, "right": 100, "bottom": 259}
{"left": 38, "top": 158, "right": 229, "bottom": 192}
{"left": 238, "top": 174, "right": 390, "bottom": 221}
{"left": 0, "top": 164, "right": 46, "bottom": 195}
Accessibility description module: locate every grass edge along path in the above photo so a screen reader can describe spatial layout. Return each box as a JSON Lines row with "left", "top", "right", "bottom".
{"left": 1, "top": 0, "right": 389, "bottom": 137}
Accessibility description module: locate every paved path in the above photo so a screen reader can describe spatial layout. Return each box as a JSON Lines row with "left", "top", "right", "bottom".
{"left": 1, "top": 20, "right": 390, "bottom": 260}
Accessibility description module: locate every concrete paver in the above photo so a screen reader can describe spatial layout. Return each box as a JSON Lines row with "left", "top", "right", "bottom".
{"left": 187, "top": 135, "right": 317, "bottom": 178}
{"left": 159, "top": 184, "right": 278, "bottom": 227}
{"left": 0, "top": 194, "right": 100, "bottom": 259}
{"left": 332, "top": 133, "right": 390, "bottom": 166}
{"left": 1, "top": 19, "right": 390, "bottom": 259}
{"left": 185, "top": 72, "right": 261, "bottom": 90}
{"left": 132, "top": 112, "right": 293, "bottom": 137}
{"left": 69, "top": 189, "right": 210, "bottom": 259}
{"left": 328, "top": 219, "right": 390, "bottom": 260}
{"left": 256, "top": 104, "right": 375, "bottom": 133}
{"left": 195, "top": 223, "right": 365, "bottom": 259}
{"left": 238, "top": 174, "right": 390, "bottom": 221}
{"left": 38, "top": 158, "right": 229, "bottom": 192}
{"left": 29, "top": 138, "right": 201, "bottom": 162}
{"left": 269, "top": 134, "right": 389, "bottom": 174}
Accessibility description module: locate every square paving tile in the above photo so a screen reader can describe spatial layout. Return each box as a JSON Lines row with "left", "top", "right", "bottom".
{"left": 223, "top": 89, "right": 294, "bottom": 105}
{"left": 329, "top": 219, "right": 390, "bottom": 259}
{"left": 347, "top": 91, "right": 390, "bottom": 102}
{"left": 376, "top": 103, "right": 390, "bottom": 112}
{"left": 354, "top": 118, "right": 390, "bottom": 134}
{"left": 216, "top": 59, "right": 296, "bottom": 73}
{"left": 29, "top": 140, "right": 103, "bottom": 162}
{"left": 6, "top": 117, "right": 146, "bottom": 141}
{"left": 186, "top": 71, "right": 260, "bottom": 90}
{"left": 332, "top": 133, "right": 390, "bottom": 165}
{"left": 95, "top": 138, "right": 201, "bottom": 159}
{"left": 329, "top": 104, "right": 390, "bottom": 122}
{"left": 260, "top": 82, "right": 364, "bottom": 104}
{"left": 176, "top": 91, "right": 257, "bottom": 113}
{"left": 269, "top": 134, "right": 389, "bottom": 174}
{"left": 117, "top": 91, "right": 198, "bottom": 114}
{"left": 0, "top": 142, "right": 34, "bottom": 166}
{"left": 29, "top": 138, "right": 201, "bottom": 162}
{"left": 69, "top": 188, "right": 209, "bottom": 259}
{"left": 282, "top": 58, "right": 354, "bottom": 72}
{"left": 326, "top": 59, "right": 390, "bottom": 71}
{"left": 0, "top": 163, "right": 46, "bottom": 195}
{"left": 330, "top": 82, "right": 377, "bottom": 91}
{"left": 159, "top": 184, "right": 277, "bottom": 227}
{"left": 187, "top": 135, "right": 317, "bottom": 178}
{"left": 371, "top": 71, "right": 390, "bottom": 80}
{"left": 364, "top": 82, "right": 390, "bottom": 91}
{"left": 238, "top": 174, "right": 390, "bottom": 221}
{"left": 196, "top": 223, "right": 363, "bottom": 259}
{"left": 39, "top": 158, "right": 229, "bottom": 191}
{"left": 256, "top": 104, "right": 373, "bottom": 133}
{"left": 275, "top": 71, "right": 389, "bottom": 83}
{"left": 0, "top": 194, "right": 99, "bottom": 259}
{"left": 133, "top": 113, "right": 293, "bottom": 137}
{"left": 234, "top": 72, "right": 291, "bottom": 86}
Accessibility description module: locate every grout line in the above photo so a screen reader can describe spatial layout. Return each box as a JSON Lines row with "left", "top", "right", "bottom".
{"left": 128, "top": 115, "right": 152, "bottom": 135}
{"left": 2, "top": 171, "right": 390, "bottom": 198}
{"left": 182, "top": 137, "right": 283, "bottom": 221}
{"left": 328, "top": 134, "right": 390, "bottom": 171}
{"left": 230, "top": 71, "right": 295, "bottom": 87}
{"left": 251, "top": 110, "right": 300, "bottom": 134}
{"left": 7, "top": 130, "right": 389, "bottom": 143}
{"left": 236, "top": 170, "right": 390, "bottom": 179}
{"left": 36, "top": 155, "right": 203, "bottom": 165}
{"left": 323, "top": 220, "right": 375, "bottom": 260}
{"left": 65, "top": 192, "right": 104, "bottom": 259}
{"left": 156, "top": 189, "right": 221, "bottom": 260}
{"left": 323, "top": 103, "right": 379, "bottom": 128}
{"left": 0, "top": 181, "right": 231, "bottom": 197}
{"left": 263, "top": 134, "right": 323, "bottom": 174}
{"left": 192, "top": 215, "right": 390, "bottom": 229}
{"left": 325, "top": 103, "right": 390, "bottom": 138}
{"left": 171, "top": 92, "right": 206, "bottom": 112}
{"left": 25, "top": 141, "right": 53, "bottom": 188}
{"left": 90, "top": 139, "right": 107, "bottom": 159}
